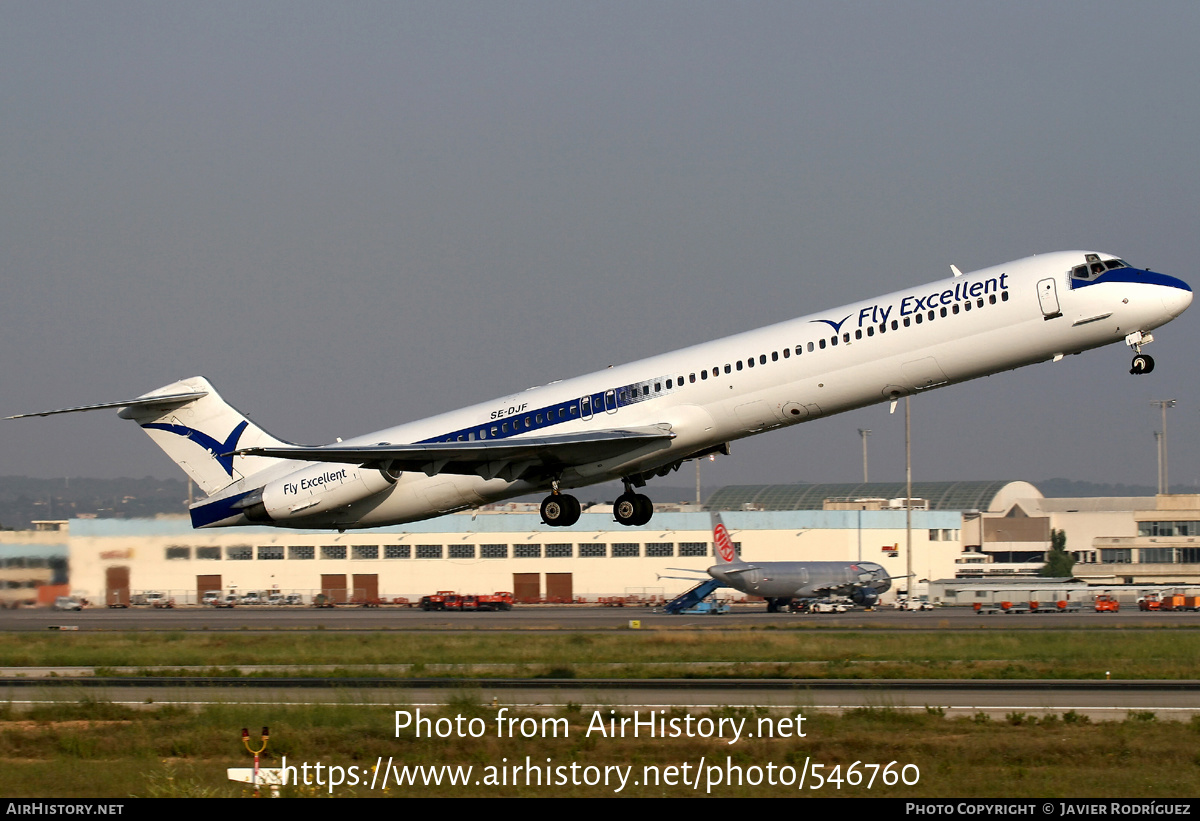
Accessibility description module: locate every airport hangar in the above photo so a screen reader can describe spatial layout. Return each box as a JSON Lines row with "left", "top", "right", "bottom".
{"left": 5, "top": 480, "right": 1199, "bottom": 607}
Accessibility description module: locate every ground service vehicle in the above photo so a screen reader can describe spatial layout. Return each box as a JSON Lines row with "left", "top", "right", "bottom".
{"left": 1095, "top": 594, "right": 1120, "bottom": 612}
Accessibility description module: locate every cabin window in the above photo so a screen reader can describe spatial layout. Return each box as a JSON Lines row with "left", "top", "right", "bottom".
{"left": 977, "top": 298, "right": 984, "bottom": 308}
{"left": 654, "top": 382, "right": 661, "bottom": 392}
{"left": 747, "top": 357, "right": 754, "bottom": 368}
{"left": 867, "top": 326, "right": 874, "bottom": 337}
{"left": 818, "top": 339, "right": 826, "bottom": 349}
{"left": 952, "top": 303, "right": 959, "bottom": 314}
{"left": 759, "top": 354, "right": 767, "bottom": 364}
{"left": 842, "top": 333, "right": 850, "bottom": 343}
{"left": 1001, "top": 291, "right": 1010, "bottom": 302}
{"left": 927, "top": 310, "right": 935, "bottom": 320}
{"left": 666, "top": 379, "right": 672, "bottom": 389}
{"left": 830, "top": 336, "right": 838, "bottom": 346}
{"left": 736, "top": 360, "right": 743, "bottom": 370}
{"left": 808, "top": 341, "right": 815, "bottom": 352}
{"left": 701, "top": 370, "right": 708, "bottom": 380}
{"left": 689, "top": 374, "right": 696, "bottom": 383}
{"left": 724, "top": 364, "right": 731, "bottom": 374}
{"left": 782, "top": 348, "right": 790, "bottom": 358}
{"left": 855, "top": 329, "right": 862, "bottom": 340}
{"left": 772, "top": 351, "right": 779, "bottom": 361}
{"left": 989, "top": 294, "right": 997, "bottom": 304}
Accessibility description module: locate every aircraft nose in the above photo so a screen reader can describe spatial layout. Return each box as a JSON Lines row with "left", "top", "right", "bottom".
{"left": 1163, "top": 277, "right": 1193, "bottom": 318}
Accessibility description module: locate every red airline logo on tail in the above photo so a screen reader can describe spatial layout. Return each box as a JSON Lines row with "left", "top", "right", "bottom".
{"left": 714, "top": 521, "right": 737, "bottom": 563}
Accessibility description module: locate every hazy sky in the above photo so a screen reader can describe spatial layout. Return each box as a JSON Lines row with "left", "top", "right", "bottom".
{"left": 3, "top": 2, "right": 1199, "bottom": 494}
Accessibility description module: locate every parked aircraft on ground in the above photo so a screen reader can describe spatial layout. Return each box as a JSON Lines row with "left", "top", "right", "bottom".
{"left": 11, "top": 251, "right": 1190, "bottom": 531}
{"left": 706, "top": 513, "right": 894, "bottom": 611}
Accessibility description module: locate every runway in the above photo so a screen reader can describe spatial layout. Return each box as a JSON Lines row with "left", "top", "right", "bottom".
{"left": 4, "top": 677, "right": 1197, "bottom": 720}
{"left": 5, "top": 604, "right": 1198, "bottom": 631}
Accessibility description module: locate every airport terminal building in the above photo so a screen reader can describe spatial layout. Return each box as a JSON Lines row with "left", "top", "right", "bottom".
{"left": 3, "top": 486, "right": 973, "bottom": 606}
{"left": 7, "top": 480, "right": 1197, "bottom": 607}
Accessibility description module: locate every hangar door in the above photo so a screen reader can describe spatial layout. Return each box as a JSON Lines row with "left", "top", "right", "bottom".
{"left": 321, "top": 574, "right": 348, "bottom": 604}
{"left": 353, "top": 574, "right": 379, "bottom": 604}
{"left": 512, "top": 573, "right": 540, "bottom": 603}
{"left": 545, "top": 573, "right": 573, "bottom": 603}
{"left": 106, "top": 566, "right": 130, "bottom": 607}
{"left": 196, "top": 575, "right": 222, "bottom": 601}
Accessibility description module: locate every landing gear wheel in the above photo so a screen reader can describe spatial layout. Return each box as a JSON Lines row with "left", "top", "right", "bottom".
{"left": 614, "top": 493, "right": 640, "bottom": 526}
{"left": 1131, "top": 354, "right": 1155, "bottom": 375}
{"left": 541, "top": 493, "right": 581, "bottom": 527}
{"left": 632, "top": 493, "right": 654, "bottom": 526}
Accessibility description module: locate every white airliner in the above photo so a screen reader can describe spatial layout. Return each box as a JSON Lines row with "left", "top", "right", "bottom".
{"left": 11, "top": 251, "right": 1191, "bottom": 531}
{"left": 665, "top": 514, "right": 895, "bottom": 612}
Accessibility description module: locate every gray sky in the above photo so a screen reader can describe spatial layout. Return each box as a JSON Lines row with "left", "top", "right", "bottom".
{"left": 3, "top": 1, "right": 1199, "bottom": 492}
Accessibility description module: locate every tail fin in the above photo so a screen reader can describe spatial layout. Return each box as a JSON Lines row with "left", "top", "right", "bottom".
{"left": 711, "top": 512, "right": 741, "bottom": 564}
{"left": 11, "top": 377, "right": 291, "bottom": 496}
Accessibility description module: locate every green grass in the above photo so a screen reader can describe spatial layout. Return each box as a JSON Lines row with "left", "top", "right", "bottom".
{"left": 3, "top": 630, "right": 1200, "bottom": 679}
{"left": 2, "top": 699, "right": 1198, "bottom": 797}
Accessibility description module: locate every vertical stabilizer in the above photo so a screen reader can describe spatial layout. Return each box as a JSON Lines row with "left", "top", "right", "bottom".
{"left": 711, "top": 512, "right": 741, "bottom": 564}
{"left": 115, "top": 377, "right": 292, "bottom": 495}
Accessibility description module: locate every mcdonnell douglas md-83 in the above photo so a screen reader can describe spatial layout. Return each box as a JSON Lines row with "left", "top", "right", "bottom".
{"left": 11, "top": 251, "right": 1191, "bottom": 531}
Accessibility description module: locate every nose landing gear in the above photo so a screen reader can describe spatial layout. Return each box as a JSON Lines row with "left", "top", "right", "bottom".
{"left": 1126, "top": 331, "right": 1156, "bottom": 375}
{"left": 1130, "top": 354, "right": 1155, "bottom": 375}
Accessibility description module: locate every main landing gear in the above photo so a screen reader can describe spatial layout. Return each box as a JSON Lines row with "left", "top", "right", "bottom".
{"left": 539, "top": 479, "right": 656, "bottom": 528}
{"left": 1126, "top": 330, "right": 1156, "bottom": 375}
{"left": 613, "top": 491, "right": 653, "bottom": 527}
{"left": 540, "top": 491, "right": 581, "bottom": 527}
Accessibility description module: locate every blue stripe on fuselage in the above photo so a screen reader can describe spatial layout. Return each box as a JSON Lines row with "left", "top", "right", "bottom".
{"left": 417, "top": 377, "right": 673, "bottom": 446}
{"left": 190, "top": 489, "right": 254, "bottom": 528}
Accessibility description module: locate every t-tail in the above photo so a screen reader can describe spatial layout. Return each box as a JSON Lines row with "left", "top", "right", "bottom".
{"left": 8, "top": 377, "right": 291, "bottom": 496}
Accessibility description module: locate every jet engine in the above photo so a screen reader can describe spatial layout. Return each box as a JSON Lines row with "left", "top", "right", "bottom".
{"left": 850, "top": 587, "right": 880, "bottom": 607}
{"left": 242, "top": 464, "right": 397, "bottom": 523}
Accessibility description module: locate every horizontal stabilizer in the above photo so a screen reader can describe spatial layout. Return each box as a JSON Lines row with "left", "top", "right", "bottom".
{"left": 7, "top": 391, "right": 207, "bottom": 419}
{"left": 234, "top": 426, "right": 675, "bottom": 483}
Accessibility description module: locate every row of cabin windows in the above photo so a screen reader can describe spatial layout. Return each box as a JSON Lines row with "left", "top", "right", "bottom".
{"left": 171, "top": 542, "right": 718, "bottom": 561}
{"left": 679, "top": 291, "right": 1010, "bottom": 384}
{"left": 434, "top": 288, "right": 1012, "bottom": 443}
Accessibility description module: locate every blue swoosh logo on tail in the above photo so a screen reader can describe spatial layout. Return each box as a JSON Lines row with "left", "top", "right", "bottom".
{"left": 142, "top": 420, "right": 249, "bottom": 477}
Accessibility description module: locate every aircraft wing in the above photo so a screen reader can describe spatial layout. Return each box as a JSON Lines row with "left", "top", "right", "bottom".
{"left": 232, "top": 425, "right": 676, "bottom": 483}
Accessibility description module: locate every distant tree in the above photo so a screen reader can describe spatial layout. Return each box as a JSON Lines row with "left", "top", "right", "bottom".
{"left": 1039, "top": 528, "right": 1075, "bottom": 577}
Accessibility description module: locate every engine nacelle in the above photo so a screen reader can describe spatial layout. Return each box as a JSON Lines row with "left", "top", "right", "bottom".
{"left": 850, "top": 587, "right": 880, "bottom": 607}
{"left": 249, "top": 464, "right": 396, "bottom": 522}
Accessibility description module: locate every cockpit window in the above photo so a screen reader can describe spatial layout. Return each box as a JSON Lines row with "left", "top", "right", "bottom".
{"left": 1071, "top": 256, "right": 1130, "bottom": 282}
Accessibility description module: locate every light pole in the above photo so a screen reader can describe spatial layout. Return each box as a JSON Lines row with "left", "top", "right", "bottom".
{"left": 858, "top": 428, "right": 872, "bottom": 483}
{"left": 905, "top": 396, "right": 912, "bottom": 597}
{"left": 1151, "top": 400, "right": 1176, "bottom": 494}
